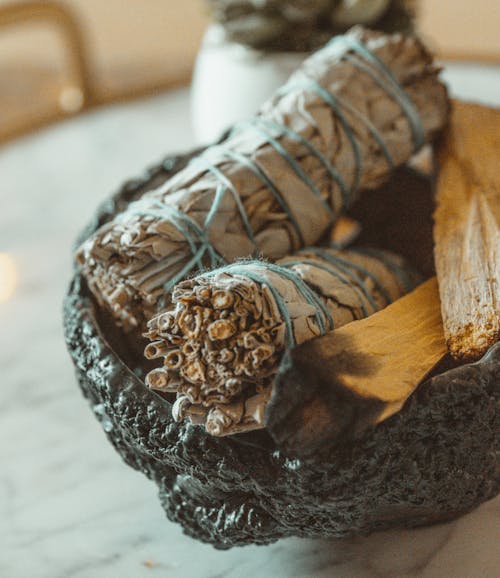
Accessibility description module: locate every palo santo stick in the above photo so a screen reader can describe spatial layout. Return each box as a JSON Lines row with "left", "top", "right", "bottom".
{"left": 434, "top": 101, "right": 500, "bottom": 361}
{"left": 267, "top": 277, "right": 447, "bottom": 457}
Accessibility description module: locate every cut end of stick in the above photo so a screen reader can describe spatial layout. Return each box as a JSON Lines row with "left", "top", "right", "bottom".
{"left": 434, "top": 100, "right": 500, "bottom": 362}
{"left": 447, "top": 320, "right": 500, "bottom": 362}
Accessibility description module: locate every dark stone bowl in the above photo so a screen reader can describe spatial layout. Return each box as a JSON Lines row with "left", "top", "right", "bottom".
{"left": 64, "top": 150, "right": 499, "bottom": 549}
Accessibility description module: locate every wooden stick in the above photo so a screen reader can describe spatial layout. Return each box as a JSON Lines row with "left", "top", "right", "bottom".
{"left": 434, "top": 101, "right": 500, "bottom": 361}
{"left": 266, "top": 278, "right": 448, "bottom": 457}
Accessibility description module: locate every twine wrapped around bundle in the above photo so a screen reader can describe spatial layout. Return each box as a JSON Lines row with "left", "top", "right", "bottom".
{"left": 77, "top": 27, "right": 448, "bottom": 330}
{"left": 145, "top": 246, "right": 420, "bottom": 436}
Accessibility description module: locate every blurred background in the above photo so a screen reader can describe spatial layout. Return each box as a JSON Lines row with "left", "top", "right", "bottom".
{"left": 1, "top": 0, "right": 499, "bottom": 144}
{"left": 0, "top": 3, "right": 499, "bottom": 577}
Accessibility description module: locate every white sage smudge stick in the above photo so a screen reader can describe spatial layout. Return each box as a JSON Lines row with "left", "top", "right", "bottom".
{"left": 77, "top": 27, "right": 448, "bottom": 330}
{"left": 145, "top": 246, "right": 420, "bottom": 436}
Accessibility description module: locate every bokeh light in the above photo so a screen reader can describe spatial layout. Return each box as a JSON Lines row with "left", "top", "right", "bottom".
{"left": 0, "top": 252, "right": 18, "bottom": 303}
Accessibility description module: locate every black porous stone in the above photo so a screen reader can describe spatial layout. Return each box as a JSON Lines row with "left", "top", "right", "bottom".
{"left": 64, "top": 151, "right": 499, "bottom": 549}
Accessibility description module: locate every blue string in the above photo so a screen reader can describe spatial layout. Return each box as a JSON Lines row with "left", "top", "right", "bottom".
{"left": 314, "top": 246, "right": 397, "bottom": 306}
{"left": 332, "top": 94, "right": 395, "bottom": 168}
{"left": 203, "top": 260, "right": 333, "bottom": 347}
{"left": 304, "top": 248, "right": 384, "bottom": 312}
{"left": 277, "top": 79, "right": 361, "bottom": 205}
{"left": 128, "top": 200, "right": 207, "bottom": 266}
{"left": 330, "top": 35, "right": 425, "bottom": 151}
{"left": 204, "top": 264, "right": 295, "bottom": 347}
{"left": 231, "top": 118, "right": 333, "bottom": 218}
{"left": 240, "top": 117, "right": 349, "bottom": 214}
{"left": 190, "top": 156, "right": 258, "bottom": 251}
{"left": 282, "top": 257, "right": 369, "bottom": 318}
{"left": 127, "top": 198, "right": 225, "bottom": 292}
{"left": 307, "top": 250, "right": 380, "bottom": 313}
{"left": 347, "top": 246, "right": 418, "bottom": 293}
{"left": 127, "top": 34, "right": 425, "bottom": 294}
{"left": 212, "top": 144, "right": 305, "bottom": 246}
{"left": 259, "top": 261, "right": 332, "bottom": 334}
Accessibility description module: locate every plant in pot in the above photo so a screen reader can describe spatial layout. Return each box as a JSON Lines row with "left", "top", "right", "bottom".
{"left": 191, "top": 0, "right": 416, "bottom": 142}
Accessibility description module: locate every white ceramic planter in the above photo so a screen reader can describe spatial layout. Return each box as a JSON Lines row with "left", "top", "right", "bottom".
{"left": 191, "top": 25, "right": 308, "bottom": 145}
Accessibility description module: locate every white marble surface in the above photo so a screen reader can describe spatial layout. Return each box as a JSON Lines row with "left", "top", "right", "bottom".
{"left": 1, "top": 75, "right": 499, "bottom": 578}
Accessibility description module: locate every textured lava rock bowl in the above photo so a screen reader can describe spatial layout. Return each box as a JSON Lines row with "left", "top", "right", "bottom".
{"left": 64, "top": 150, "right": 499, "bottom": 549}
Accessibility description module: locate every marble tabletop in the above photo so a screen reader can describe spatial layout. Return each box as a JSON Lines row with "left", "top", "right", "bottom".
{"left": 1, "top": 64, "right": 499, "bottom": 578}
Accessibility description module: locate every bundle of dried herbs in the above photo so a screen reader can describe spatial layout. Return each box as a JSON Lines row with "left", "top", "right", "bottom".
{"left": 145, "top": 246, "right": 420, "bottom": 435}
{"left": 206, "top": 0, "right": 416, "bottom": 52}
{"left": 77, "top": 27, "right": 448, "bottom": 331}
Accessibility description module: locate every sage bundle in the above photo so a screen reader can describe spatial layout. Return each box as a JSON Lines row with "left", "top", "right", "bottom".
{"left": 77, "top": 27, "right": 448, "bottom": 330}
{"left": 145, "top": 246, "right": 420, "bottom": 436}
